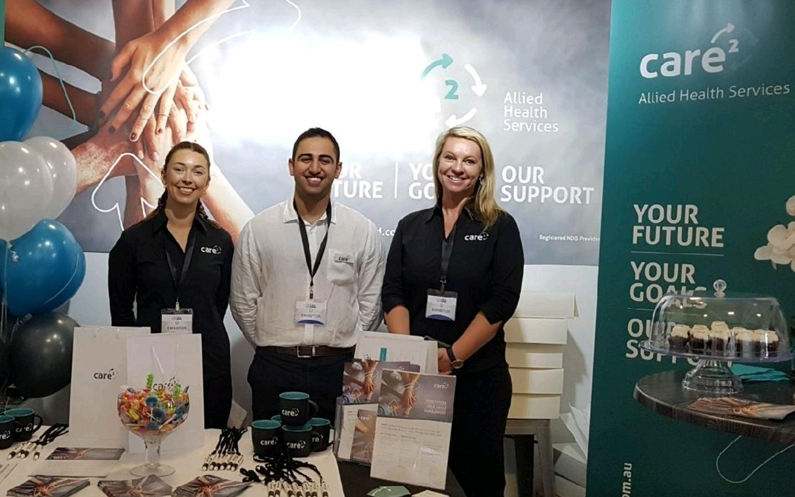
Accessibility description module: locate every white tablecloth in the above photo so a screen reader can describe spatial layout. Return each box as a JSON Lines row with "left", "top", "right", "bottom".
{"left": 0, "top": 430, "right": 345, "bottom": 497}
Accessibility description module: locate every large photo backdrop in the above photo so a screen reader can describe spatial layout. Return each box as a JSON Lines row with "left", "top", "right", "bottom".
{"left": 22, "top": 0, "right": 608, "bottom": 265}
{"left": 589, "top": 1, "right": 795, "bottom": 495}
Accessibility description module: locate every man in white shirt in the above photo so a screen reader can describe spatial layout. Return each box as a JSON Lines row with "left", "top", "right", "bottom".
{"left": 231, "top": 127, "right": 385, "bottom": 421}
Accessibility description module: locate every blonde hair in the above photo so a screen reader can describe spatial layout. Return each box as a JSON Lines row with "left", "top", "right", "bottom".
{"left": 432, "top": 126, "right": 503, "bottom": 229}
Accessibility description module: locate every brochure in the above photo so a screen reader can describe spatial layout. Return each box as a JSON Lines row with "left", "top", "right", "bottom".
{"left": 8, "top": 477, "right": 89, "bottom": 497}
{"left": 370, "top": 370, "right": 456, "bottom": 490}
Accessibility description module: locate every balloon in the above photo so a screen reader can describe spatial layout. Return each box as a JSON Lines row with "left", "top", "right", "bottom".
{"left": 30, "top": 249, "right": 86, "bottom": 315}
{"left": 0, "top": 338, "right": 9, "bottom": 387}
{"left": 9, "top": 312, "right": 78, "bottom": 398}
{"left": 0, "top": 142, "right": 54, "bottom": 240}
{"left": 24, "top": 137, "right": 78, "bottom": 219}
{"left": 0, "top": 47, "right": 43, "bottom": 142}
{"left": 1, "top": 220, "right": 84, "bottom": 316}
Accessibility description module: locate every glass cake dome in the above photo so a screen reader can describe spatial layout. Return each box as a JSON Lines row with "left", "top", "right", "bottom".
{"left": 641, "top": 280, "right": 792, "bottom": 394}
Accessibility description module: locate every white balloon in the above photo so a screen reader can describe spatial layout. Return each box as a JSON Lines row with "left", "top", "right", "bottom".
{"left": 0, "top": 141, "right": 54, "bottom": 241}
{"left": 24, "top": 136, "right": 77, "bottom": 219}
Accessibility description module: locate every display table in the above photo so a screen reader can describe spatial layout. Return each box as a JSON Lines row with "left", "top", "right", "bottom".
{"left": 634, "top": 370, "right": 795, "bottom": 444}
{"left": 0, "top": 430, "right": 464, "bottom": 497}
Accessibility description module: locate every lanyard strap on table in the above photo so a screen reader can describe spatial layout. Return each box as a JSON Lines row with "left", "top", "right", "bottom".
{"left": 294, "top": 199, "right": 332, "bottom": 300}
{"left": 165, "top": 229, "right": 197, "bottom": 310}
{"left": 440, "top": 224, "right": 456, "bottom": 291}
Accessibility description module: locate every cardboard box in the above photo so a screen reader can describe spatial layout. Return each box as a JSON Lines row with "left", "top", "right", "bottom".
{"left": 510, "top": 368, "right": 564, "bottom": 394}
{"left": 504, "top": 318, "right": 568, "bottom": 345}
{"left": 553, "top": 442, "right": 587, "bottom": 487}
{"left": 514, "top": 292, "right": 578, "bottom": 319}
{"left": 508, "top": 394, "right": 561, "bottom": 419}
{"left": 506, "top": 344, "right": 564, "bottom": 369}
{"left": 555, "top": 475, "right": 586, "bottom": 497}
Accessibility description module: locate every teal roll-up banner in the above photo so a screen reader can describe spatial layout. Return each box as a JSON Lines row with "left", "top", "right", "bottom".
{"left": 589, "top": 1, "right": 795, "bottom": 495}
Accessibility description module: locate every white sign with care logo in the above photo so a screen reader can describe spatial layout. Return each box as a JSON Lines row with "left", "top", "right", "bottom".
{"left": 69, "top": 327, "right": 150, "bottom": 447}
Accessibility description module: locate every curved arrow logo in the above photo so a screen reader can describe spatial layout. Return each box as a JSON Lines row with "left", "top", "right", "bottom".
{"left": 421, "top": 53, "right": 453, "bottom": 80}
{"left": 91, "top": 153, "right": 162, "bottom": 232}
{"left": 446, "top": 108, "right": 477, "bottom": 127}
{"left": 464, "top": 64, "right": 487, "bottom": 96}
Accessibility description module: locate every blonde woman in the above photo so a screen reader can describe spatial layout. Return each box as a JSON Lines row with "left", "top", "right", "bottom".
{"left": 382, "top": 127, "right": 524, "bottom": 497}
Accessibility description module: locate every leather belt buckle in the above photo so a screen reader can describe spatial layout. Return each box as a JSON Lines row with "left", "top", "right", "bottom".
{"left": 296, "top": 345, "right": 316, "bottom": 358}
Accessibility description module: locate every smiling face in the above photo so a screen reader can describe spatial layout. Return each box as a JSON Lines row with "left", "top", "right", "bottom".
{"left": 436, "top": 137, "right": 483, "bottom": 200}
{"left": 162, "top": 149, "right": 210, "bottom": 207}
{"left": 289, "top": 136, "right": 341, "bottom": 201}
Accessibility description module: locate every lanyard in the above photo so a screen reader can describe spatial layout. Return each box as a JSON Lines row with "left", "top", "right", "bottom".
{"left": 165, "top": 229, "right": 197, "bottom": 310}
{"left": 440, "top": 224, "right": 456, "bottom": 291}
{"left": 294, "top": 200, "right": 332, "bottom": 299}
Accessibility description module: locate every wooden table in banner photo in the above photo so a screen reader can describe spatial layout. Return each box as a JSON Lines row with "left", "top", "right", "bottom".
{"left": 634, "top": 370, "right": 795, "bottom": 445}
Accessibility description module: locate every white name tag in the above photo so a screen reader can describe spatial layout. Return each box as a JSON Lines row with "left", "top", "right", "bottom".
{"left": 425, "top": 289, "right": 458, "bottom": 322}
{"left": 333, "top": 252, "right": 354, "bottom": 264}
{"left": 161, "top": 308, "right": 193, "bottom": 334}
{"left": 295, "top": 300, "right": 328, "bottom": 326}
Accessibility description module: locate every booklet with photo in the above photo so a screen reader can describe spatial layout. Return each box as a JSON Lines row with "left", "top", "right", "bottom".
{"left": 376, "top": 370, "right": 455, "bottom": 422}
{"left": 98, "top": 476, "right": 172, "bottom": 497}
{"left": 350, "top": 410, "right": 378, "bottom": 464}
{"left": 370, "top": 371, "right": 456, "bottom": 490}
{"left": 688, "top": 396, "right": 795, "bottom": 420}
{"left": 173, "top": 476, "right": 250, "bottom": 497}
{"left": 342, "top": 360, "right": 419, "bottom": 404}
{"left": 8, "top": 477, "right": 90, "bottom": 497}
{"left": 36, "top": 448, "right": 125, "bottom": 477}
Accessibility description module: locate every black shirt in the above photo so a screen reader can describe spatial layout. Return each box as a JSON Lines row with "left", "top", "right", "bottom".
{"left": 382, "top": 205, "right": 524, "bottom": 372}
{"left": 108, "top": 210, "right": 234, "bottom": 380}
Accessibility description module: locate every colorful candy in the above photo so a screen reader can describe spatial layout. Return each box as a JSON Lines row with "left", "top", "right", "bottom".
{"left": 117, "top": 376, "right": 190, "bottom": 439}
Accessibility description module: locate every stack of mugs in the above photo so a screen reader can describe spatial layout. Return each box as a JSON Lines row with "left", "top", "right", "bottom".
{"left": 251, "top": 392, "right": 333, "bottom": 458}
{"left": 0, "top": 408, "right": 43, "bottom": 450}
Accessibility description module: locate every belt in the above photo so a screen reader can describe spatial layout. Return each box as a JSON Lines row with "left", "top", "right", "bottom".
{"left": 262, "top": 345, "right": 355, "bottom": 359}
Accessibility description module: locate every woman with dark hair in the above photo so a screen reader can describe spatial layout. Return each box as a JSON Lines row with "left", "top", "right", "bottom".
{"left": 108, "top": 141, "right": 234, "bottom": 429}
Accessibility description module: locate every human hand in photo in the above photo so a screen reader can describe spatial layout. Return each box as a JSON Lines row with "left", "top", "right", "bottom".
{"left": 99, "top": 28, "right": 188, "bottom": 139}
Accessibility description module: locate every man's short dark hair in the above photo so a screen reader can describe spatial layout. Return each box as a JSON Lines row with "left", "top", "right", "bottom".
{"left": 291, "top": 127, "right": 340, "bottom": 163}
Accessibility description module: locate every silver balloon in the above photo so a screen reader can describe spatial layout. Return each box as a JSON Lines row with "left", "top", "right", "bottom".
{"left": 24, "top": 137, "right": 77, "bottom": 220}
{"left": 0, "top": 141, "right": 54, "bottom": 240}
{"left": 9, "top": 312, "right": 78, "bottom": 399}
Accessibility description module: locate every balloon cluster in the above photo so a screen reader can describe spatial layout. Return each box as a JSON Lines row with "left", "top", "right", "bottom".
{"left": 0, "top": 46, "right": 84, "bottom": 399}
{"left": 118, "top": 375, "right": 191, "bottom": 439}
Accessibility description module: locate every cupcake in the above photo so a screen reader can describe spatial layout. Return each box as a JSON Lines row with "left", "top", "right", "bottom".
{"left": 753, "top": 330, "right": 780, "bottom": 357}
{"left": 689, "top": 325, "right": 709, "bottom": 353}
{"left": 668, "top": 324, "right": 690, "bottom": 352}
{"left": 708, "top": 327, "right": 731, "bottom": 355}
{"left": 734, "top": 328, "right": 755, "bottom": 357}
{"left": 711, "top": 321, "right": 729, "bottom": 331}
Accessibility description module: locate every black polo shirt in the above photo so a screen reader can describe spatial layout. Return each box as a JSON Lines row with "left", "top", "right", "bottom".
{"left": 382, "top": 204, "right": 524, "bottom": 372}
{"left": 108, "top": 210, "right": 234, "bottom": 380}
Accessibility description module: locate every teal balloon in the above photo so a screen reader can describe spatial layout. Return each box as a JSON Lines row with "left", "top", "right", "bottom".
{"left": 1, "top": 220, "right": 84, "bottom": 316}
{"left": 30, "top": 249, "right": 86, "bottom": 315}
{"left": 0, "top": 47, "right": 43, "bottom": 141}
{"left": 9, "top": 312, "right": 77, "bottom": 399}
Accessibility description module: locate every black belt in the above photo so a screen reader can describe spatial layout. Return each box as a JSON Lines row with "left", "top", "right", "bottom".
{"left": 261, "top": 345, "right": 355, "bottom": 358}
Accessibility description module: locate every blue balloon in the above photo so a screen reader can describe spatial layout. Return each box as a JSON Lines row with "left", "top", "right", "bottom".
{"left": 0, "top": 47, "right": 43, "bottom": 142}
{"left": 0, "top": 220, "right": 84, "bottom": 316}
{"left": 30, "top": 249, "right": 86, "bottom": 315}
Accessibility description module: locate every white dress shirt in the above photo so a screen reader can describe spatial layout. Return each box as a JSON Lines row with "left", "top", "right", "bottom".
{"left": 230, "top": 199, "right": 385, "bottom": 348}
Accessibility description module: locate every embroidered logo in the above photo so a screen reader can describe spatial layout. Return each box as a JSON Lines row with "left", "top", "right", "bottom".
{"left": 464, "top": 231, "right": 489, "bottom": 241}
{"left": 201, "top": 245, "right": 222, "bottom": 254}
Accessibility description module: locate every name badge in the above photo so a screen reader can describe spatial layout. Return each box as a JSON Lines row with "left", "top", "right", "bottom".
{"left": 425, "top": 289, "right": 458, "bottom": 321}
{"left": 295, "top": 300, "right": 328, "bottom": 326}
{"left": 333, "top": 252, "right": 353, "bottom": 264}
{"left": 161, "top": 308, "right": 193, "bottom": 334}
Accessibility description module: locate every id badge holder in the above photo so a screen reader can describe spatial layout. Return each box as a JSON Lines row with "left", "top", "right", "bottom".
{"left": 295, "top": 300, "right": 328, "bottom": 326}
{"left": 425, "top": 289, "right": 458, "bottom": 321}
{"left": 161, "top": 308, "right": 193, "bottom": 334}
